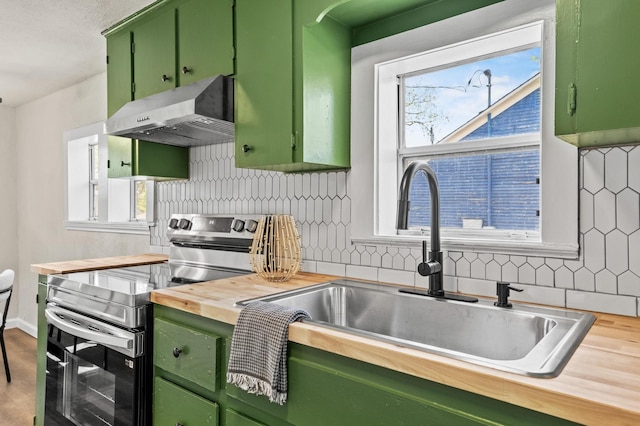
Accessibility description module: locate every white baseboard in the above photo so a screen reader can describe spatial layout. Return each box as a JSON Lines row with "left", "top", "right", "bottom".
{"left": 6, "top": 318, "right": 37, "bottom": 338}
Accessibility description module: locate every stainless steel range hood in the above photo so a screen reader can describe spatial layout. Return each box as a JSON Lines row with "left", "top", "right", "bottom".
{"left": 105, "top": 75, "right": 234, "bottom": 146}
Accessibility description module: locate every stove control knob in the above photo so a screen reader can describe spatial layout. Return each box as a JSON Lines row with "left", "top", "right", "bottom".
{"left": 232, "top": 219, "right": 245, "bottom": 232}
{"left": 178, "top": 219, "right": 191, "bottom": 230}
{"left": 168, "top": 218, "right": 179, "bottom": 229}
{"left": 245, "top": 219, "right": 258, "bottom": 233}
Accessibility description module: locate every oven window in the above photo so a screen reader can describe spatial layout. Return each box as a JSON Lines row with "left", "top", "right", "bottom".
{"left": 58, "top": 350, "right": 117, "bottom": 425}
{"left": 46, "top": 324, "right": 141, "bottom": 426}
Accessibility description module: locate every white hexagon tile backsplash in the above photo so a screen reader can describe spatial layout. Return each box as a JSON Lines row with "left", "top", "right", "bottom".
{"left": 151, "top": 141, "right": 640, "bottom": 316}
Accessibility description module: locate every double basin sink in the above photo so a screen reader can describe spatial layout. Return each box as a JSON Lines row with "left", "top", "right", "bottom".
{"left": 238, "top": 279, "right": 595, "bottom": 377}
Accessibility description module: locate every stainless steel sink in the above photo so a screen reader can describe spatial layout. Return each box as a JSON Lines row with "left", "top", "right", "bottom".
{"left": 237, "top": 279, "right": 595, "bottom": 377}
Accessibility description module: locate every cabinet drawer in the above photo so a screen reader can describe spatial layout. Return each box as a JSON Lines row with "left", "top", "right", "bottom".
{"left": 154, "top": 317, "right": 220, "bottom": 392}
{"left": 154, "top": 377, "right": 218, "bottom": 426}
{"left": 225, "top": 409, "right": 267, "bottom": 426}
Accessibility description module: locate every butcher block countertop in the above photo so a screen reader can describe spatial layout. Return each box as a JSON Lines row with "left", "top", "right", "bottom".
{"left": 152, "top": 272, "right": 640, "bottom": 426}
{"left": 30, "top": 253, "right": 168, "bottom": 275}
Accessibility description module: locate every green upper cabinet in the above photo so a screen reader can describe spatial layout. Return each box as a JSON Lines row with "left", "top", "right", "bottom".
{"left": 178, "top": 0, "right": 234, "bottom": 86}
{"left": 107, "top": 136, "right": 189, "bottom": 180}
{"left": 105, "top": 0, "right": 234, "bottom": 115}
{"left": 235, "top": 0, "right": 352, "bottom": 172}
{"left": 106, "top": 30, "right": 133, "bottom": 117}
{"left": 133, "top": 7, "right": 177, "bottom": 99}
{"left": 235, "top": 0, "right": 295, "bottom": 170}
{"left": 555, "top": 0, "right": 640, "bottom": 147}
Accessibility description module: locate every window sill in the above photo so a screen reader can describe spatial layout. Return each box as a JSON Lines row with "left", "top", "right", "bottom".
{"left": 352, "top": 235, "right": 579, "bottom": 259}
{"left": 65, "top": 221, "right": 151, "bottom": 235}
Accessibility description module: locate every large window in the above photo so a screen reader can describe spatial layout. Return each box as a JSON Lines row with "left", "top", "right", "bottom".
{"left": 394, "top": 24, "right": 542, "bottom": 238}
{"left": 65, "top": 122, "right": 154, "bottom": 234}
{"left": 350, "top": 0, "right": 578, "bottom": 257}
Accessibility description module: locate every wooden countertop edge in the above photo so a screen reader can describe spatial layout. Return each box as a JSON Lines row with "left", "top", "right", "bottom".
{"left": 152, "top": 272, "right": 640, "bottom": 425}
{"left": 30, "top": 253, "right": 169, "bottom": 275}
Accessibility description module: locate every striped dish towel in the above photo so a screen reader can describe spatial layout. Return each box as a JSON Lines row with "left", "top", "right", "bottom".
{"left": 226, "top": 301, "right": 310, "bottom": 405}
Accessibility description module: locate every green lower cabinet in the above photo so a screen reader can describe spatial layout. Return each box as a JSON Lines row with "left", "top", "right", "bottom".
{"left": 225, "top": 409, "right": 267, "bottom": 426}
{"left": 227, "top": 344, "right": 577, "bottom": 426}
{"left": 154, "top": 377, "right": 219, "bottom": 425}
{"left": 153, "top": 306, "right": 576, "bottom": 426}
{"left": 107, "top": 136, "right": 189, "bottom": 180}
{"left": 34, "top": 279, "right": 48, "bottom": 426}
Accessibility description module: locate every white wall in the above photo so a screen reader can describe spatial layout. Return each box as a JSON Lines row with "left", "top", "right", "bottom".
{"left": 14, "top": 73, "right": 149, "bottom": 333}
{"left": 0, "top": 106, "right": 19, "bottom": 322}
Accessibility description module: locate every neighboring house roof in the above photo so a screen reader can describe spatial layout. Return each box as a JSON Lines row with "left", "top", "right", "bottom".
{"left": 439, "top": 73, "right": 541, "bottom": 143}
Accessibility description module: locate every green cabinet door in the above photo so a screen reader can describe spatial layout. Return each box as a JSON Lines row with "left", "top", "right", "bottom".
{"left": 154, "top": 317, "right": 221, "bottom": 392}
{"left": 235, "top": 0, "right": 294, "bottom": 169}
{"left": 154, "top": 377, "right": 219, "bottom": 425}
{"left": 225, "top": 410, "right": 267, "bottom": 426}
{"left": 235, "top": 0, "right": 351, "bottom": 172}
{"left": 555, "top": 0, "right": 640, "bottom": 147}
{"left": 108, "top": 137, "right": 189, "bottom": 180}
{"left": 106, "top": 30, "right": 132, "bottom": 117}
{"left": 133, "top": 7, "right": 177, "bottom": 99}
{"left": 178, "top": 0, "right": 234, "bottom": 86}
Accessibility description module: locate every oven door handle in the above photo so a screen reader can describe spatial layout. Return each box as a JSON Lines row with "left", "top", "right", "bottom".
{"left": 45, "top": 306, "right": 136, "bottom": 352}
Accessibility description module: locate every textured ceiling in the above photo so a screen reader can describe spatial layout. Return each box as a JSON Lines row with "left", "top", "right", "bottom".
{"left": 0, "top": 0, "right": 155, "bottom": 107}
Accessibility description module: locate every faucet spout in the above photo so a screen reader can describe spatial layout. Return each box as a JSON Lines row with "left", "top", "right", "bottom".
{"left": 397, "top": 161, "right": 477, "bottom": 303}
{"left": 397, "top": 161, "right": 440, "bottom": 253}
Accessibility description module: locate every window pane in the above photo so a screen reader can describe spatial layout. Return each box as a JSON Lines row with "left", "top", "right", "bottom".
{"left": 403, "top": 47, "right": 541, "bottom": 147}
{"left": 90, "top": 144, "right": 99, "bottom": 180}
{"left": 91, "top": 185, "right": 99, "bottom": 219}
{"left": 407, "top": 148, "right": 540, "bottom": 231}
{"left": 134, "top": 181, "right": 147, "bottom": 220}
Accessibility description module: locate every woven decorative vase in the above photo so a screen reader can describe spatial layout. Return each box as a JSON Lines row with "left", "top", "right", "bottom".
{"left": 249, "top": 215, "right": 302, "bottom": 282}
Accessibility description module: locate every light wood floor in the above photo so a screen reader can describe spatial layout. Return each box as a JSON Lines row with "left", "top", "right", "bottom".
{"left": 0, "top": 328, "right": 37, "bottom": 426}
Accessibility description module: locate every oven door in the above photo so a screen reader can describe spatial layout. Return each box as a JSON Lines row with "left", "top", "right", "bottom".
{"left": 44, "top": 305, "right": 148, "bottom": 426}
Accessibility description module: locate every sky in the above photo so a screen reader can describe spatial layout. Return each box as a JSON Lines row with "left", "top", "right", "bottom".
{"left": 404, "top": 46, "right": 541, "bottom": 146}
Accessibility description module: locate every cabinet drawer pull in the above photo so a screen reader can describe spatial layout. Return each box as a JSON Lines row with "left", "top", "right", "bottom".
{"left": 242, "top": 144, "right": 251, "bottom": 153}
{"left": 173, "top": 347, "right": 183, "bottom": 358}
{"left": 182, "top": 66, "right": 191, "bottom": 74}
{"left": 176, "top": 423, "right": 184, "bottom": 426}
{"left": 121, "top": 161, "right": 131, "bottom": 167}
{"left": 162, "top": 74, "right": 171, "bottom": 82}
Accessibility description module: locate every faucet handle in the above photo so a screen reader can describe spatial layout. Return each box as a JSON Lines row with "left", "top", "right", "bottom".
{"left": 417, "top": 240, "right": 442, "bottom": 276}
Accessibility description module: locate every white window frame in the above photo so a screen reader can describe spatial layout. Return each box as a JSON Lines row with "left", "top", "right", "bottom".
{"left": 349, "top": 0, "right": 579, "bottom": 258}
{"left": 89, "top": 142, "right": 99, "bottom": 220}
{"left": 385, "top": 22, "right": 542, "bottom": 241}
{"left": 64, "top": 121, "right": 154, "bottom": 234}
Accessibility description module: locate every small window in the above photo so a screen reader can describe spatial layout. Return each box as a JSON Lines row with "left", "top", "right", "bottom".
{"left": 64, "top": 122, "right": 153, "bottom": 234}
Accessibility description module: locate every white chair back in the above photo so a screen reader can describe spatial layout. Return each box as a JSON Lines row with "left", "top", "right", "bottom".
{"left": 0, "top": 270, "right": 14, "bottom": 303}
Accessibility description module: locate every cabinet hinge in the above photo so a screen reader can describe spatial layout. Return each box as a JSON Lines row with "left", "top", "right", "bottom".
{"left": 131, "top": 42, "right": 135, "bottom": 54}
{"left": 567, "top": 83, "right": 576, "bottom": 116}
{"left": 132, "top": 82, "right": 135, "bottom": 94}
{"left": 106, "top": 55, "right": 109, "bottom": 65}
{"left": 107, "top": 159, "right": 110, "bottom": 169}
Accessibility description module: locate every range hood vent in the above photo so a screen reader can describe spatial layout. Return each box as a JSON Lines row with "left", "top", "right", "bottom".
{"left": 105, "top": 75, "right": 234, "bottom": 146}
